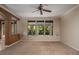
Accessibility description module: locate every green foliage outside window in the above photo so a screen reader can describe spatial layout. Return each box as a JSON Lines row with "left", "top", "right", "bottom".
{"left": 45, "top": 26, "right": 50, "bottom": 35}
{"left": 28, "top": 20, "right": 53, "bottom": 35}
{"left": 37, "top": 25, "right": 44, "bottom": 35}
{"left": 28, "top": 25, "right": 36, "bottom": 35}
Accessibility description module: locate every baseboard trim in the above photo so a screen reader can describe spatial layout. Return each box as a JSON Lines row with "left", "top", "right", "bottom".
{"left": 24, "top": 39, "right": 60, "bottom": 42}
{"left": 21, "top": 40, "right": 60, "bottom": 42}
{"left": 61, "top": 42, "right": 79, "bottom": 52}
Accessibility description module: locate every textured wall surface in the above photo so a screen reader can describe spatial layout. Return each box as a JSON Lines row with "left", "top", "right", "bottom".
{"left": 61, "top": 5, "right": 79, "bottom": 51}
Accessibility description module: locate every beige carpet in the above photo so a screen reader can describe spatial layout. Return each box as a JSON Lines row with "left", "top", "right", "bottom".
{"left": 0, "top": 41, "right": 79, "bottom": 55}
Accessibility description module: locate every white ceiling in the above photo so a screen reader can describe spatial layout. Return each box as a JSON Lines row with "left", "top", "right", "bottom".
{"left": 5, "top": 4, "right": 76, "bottom": 17}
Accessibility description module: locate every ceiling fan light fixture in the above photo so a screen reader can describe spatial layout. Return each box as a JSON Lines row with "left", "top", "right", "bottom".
{"left": 32, "top": 4, "right": 52, "bottom": 15}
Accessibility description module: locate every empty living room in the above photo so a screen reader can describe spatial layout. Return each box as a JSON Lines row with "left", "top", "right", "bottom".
{"left": 0, "top": 4, "right": 79, "bottom": 55}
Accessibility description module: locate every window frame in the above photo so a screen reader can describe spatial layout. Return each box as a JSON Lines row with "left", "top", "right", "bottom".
{"left": 27, "top": 20, "right": 53, "bottom": 36}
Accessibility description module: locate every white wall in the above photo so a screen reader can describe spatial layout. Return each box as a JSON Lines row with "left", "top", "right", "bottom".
{"left": 61, "top": 5, "right": 79, "bottom": 51}
{"left": 21, "top": 17, "right": 60, "bottom": 41}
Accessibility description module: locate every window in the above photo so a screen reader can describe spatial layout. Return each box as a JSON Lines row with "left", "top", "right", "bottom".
{"left": 45, "top": 25, "right": 50, "bottom": 35}
{"left": 28, "top": 20, "right": 53, "bottom": 35}
{"left": 12, "top": 21, "right": 17, "bottom": 34}
{"left": 1, "top": 21, "right": 5, "bottom": 35}
{"left": 28, "top": 25, "right": 36, "bottom": 35}
{"left": 37, "top": 25, "right": 44, "bottom": 35}
{"left": 45, "top": 20, "right": 53, "bottom": 35}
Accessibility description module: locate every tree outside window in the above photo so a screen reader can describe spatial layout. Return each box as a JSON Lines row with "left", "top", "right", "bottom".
{"left": 28, "top": 20, "right": 53, "bottom": 35}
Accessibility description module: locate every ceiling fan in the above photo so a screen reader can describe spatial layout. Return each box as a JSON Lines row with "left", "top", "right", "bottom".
{"left": 32, "top": 4, "right": 52, "bottom": 15}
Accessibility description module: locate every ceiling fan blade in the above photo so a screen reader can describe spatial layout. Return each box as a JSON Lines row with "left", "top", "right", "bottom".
{"left": 39, "top": 4, "right": 43, "bottom": 15}
{"left": 32, "top": 9, "right": 39, "bottom": 13}
{"left": 43, "top": 9, "right": 52, "bottom": 12}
